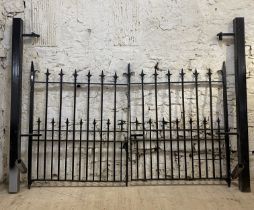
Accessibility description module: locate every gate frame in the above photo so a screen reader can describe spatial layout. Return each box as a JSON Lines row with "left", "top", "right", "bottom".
{"left": 9, "top": 17, "right": 250, "bottom": 193}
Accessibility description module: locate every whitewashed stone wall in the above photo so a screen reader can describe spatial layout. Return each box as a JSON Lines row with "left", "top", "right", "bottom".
{"left": 1, "top": 0, "right": 254, "bottom": 183}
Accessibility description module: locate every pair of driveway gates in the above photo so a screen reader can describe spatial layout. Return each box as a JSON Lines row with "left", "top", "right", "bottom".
{"left": 27, "top": 61, "right": 230, "bottom": 187}
{"left": 9, "top": 17, "right": 251, "bottom": 193}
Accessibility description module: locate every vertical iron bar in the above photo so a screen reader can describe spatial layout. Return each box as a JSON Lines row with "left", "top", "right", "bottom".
{"left": 180, "top": 69, "right": 187, "bottom": 179}
{"left": 126, "top": 64, "right": 131, "bottom": 186}
{"left": 204, "top": 118, "right": 208, "bottom": 178}
{"left": 140, "top": 70, "right": 146, "bottom": 180}
{"left": 51, "top": 118, "right": 55, "bottom": 179}
{"left": 233, "top": 17, "right": 250, "bottom": 192}
{"left": 194, "top": 70, "right": 201, "bottom": 178}
{"left": 86, "top": 71, "right": 91, "bottom": 180}
{"left": 79, "top": 120, "right": 83, "bottom": 180}
{"left": 58, "top": 69, "right": 63, "bottom": 181}
{"left": 65, "top": 119, "right": 69, "bottom": 180}
{"left": 222, "top": 62, "right": 231, "bottom": 187}
{"left": 135, "top": 119, "right": 139, "bottom": 179}
{"left": 149, "top": 119, "right": 153, "bottom": 179}
{"left": 106, "top": 119, "right": 110, "bottom": 181}
{"left": 99, "top": 71, "right": 105, "bottom": 181}
{"left": 153, "top": 66, "right": 159, "bottom": 179}
{"left": 28, "top": 62, "right": 35, "bottom": 188}
{"left": 176, "top": 118, "right": 180, "bottom": 179}
{"left": 93, "top": 119, "right": 96, "bottom": 181}
{"left": 217, "top": 118, "right": 222, "bottom": 178}
{"left": 208, "top": 69, "right": 215, "bottom": 178}
{"left": 190, "top": 118, "right": 194, "bottom": 179}
{"left": 130, "top": 132, "right": 133, "bottom": 181}
{"left": 120, "top": 142, "right": 123, "bottom": 181}
{"left": 72, "top": 70, "right": 78, "bottom": 180}
{"left": 113, "top": 73, "right": 118, "bottom": 181}
{"left": 36, "top": 118, "right": 41, "bottom": 180}
{"left": 166, "top": 71, "right": 173, "bottom": 180}
{"left": 43, "top": 70, "right": 50, "bottom": 180}
{"left": 162, "top": 118, "right": 167, "bottom": 179}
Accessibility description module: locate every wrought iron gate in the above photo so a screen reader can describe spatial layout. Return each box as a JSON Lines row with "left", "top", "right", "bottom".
{"left": 26, "top": 61, "right": 231, "bottom": 187}
{"left": 9, "top": 17, "right": 251, "bottom": 193}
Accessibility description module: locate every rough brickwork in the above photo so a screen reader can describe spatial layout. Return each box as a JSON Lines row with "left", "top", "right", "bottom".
{"left": 0, "top": 0, "right": 254, "bottom": 183}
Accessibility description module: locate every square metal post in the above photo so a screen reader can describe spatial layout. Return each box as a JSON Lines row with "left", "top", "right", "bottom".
{"left": 233, "top": 17, "right": 251, "bottom": 192}
{"left": 9, "top": 18, "right": 23, "bottom": 193}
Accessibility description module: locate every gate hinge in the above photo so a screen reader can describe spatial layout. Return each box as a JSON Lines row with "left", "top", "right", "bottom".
{"left": 217, "top": 32, "right": 235, "bottom": 40}
{"left": 22, "top": 32, "right": 40, "bottom": 38}
{"left": 231, "top": 163, "right": 244, "bottom": 179}
{"left": 15, "top": 159, "right": 27, "bottom": 174}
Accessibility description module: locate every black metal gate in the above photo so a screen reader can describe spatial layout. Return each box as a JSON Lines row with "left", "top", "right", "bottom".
{"left": 26, "top": 61, "right": 231, "bottom": 187}
{"left": 10, "top": 17, "right": 251, "bottom": 193}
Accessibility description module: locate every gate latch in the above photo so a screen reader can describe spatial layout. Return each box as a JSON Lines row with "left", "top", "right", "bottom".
{"left": 130, "top": 134, "right": 143, "bottom": 139}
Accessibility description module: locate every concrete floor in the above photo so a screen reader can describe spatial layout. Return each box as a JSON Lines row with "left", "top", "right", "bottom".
{"left": 1, "top": 182, "right": 254, "bottom": 210}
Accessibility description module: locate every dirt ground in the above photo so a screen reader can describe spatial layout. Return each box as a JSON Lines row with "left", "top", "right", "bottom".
{"left": 1, "top": 182, "right": 254, "bottom": 210}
